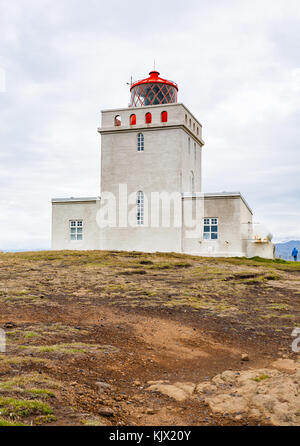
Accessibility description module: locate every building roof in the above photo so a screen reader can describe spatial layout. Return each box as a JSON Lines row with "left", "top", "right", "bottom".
{"left": 51, "top": 197, "right": 100, "bottom": 203}
{"left": 130, "top": 70, "right": 178, "bottom": 92}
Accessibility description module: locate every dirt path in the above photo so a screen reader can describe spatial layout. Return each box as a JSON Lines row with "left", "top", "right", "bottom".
{"left": 0, "top": 302, "right": 290, "bottom": 426}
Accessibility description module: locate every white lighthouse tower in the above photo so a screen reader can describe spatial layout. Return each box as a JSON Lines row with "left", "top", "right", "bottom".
{"left": 98, "top": 70, "right": 204, "bottom": 252}
{"left": 51, "top": 68, "right": 274, "bottom": 259}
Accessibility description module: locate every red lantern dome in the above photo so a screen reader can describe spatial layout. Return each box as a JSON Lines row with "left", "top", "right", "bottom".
{"left": 130, "top": 70, "right": 178, "bottom": 107}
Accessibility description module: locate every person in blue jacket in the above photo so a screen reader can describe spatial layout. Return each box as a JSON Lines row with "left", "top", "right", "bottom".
{"left": 292, "top": 247, "right": 298, "bottom": 261}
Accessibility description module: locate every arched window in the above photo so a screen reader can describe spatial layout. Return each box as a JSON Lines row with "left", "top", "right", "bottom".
{"left": 193, "top": 123, "right": 195, "bottom": 132}
{"left": 161, "top": 111, "right": 168, "bottom": 123}
{"left": 188, "top": 137, "right": 191, "bottom": 155}
{"left": 137, "top": 133, "right": 144, "bottom": 152}
{"left": 145, "top": 112, "right": 152, "bottom": 124}
{"left": 189, "top": 118, "right": 191, "bottom": 128}
{"left": 114, "top": 115, "right": 121, "bottom": 127}
{"left": 137, "top": 191, "right": 144, "bottom": 225}
{"left": 130, "top": 114, "right": 136, "bottom": 125}
{"left": 194, "top": 142, "right": 197, "bottom": 161}
{"left": 185, "top": 114, "right": 188, "bottom": 124}
{"left": 197, "top": 127, "right": 199, "bottom": 136}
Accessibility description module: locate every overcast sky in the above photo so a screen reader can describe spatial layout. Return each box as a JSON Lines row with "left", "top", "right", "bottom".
{"left": 0, "top": 0, "right": 300, "bottom": 249}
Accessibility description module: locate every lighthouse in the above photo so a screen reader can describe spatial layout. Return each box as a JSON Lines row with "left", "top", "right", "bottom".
{"left": 98, "top": 69, "right": 204, "bottom": 252}
{"left": 51, "top": 69, "right": 274, "bottom": 259}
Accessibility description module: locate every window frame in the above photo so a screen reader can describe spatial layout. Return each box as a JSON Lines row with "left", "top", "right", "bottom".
{"left": 70, "top": 220, "right": 83, "bottom": 241}
{"left": 203, "top": 218, "right": 218, "bottom": 240}
{"left": 137, "top": 133, "right": 144, "bottom": 152}
{"left": 136, "top": 191, "right": 144, "bottom": 226}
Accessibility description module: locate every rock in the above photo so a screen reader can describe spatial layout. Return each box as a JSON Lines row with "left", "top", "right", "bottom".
{"left": 206, "top": 394, "right": 248, "bottom": 414}
{"left": 147, "top": 380, "right": 168, "bottom": 385}
{"left": 70, "top": 381, "right": 77, "bottom": 386}
{"left": 147, "top": 381, "right": 195, "bottom": 402}
{"left": 196, "top": 383, "right": 216, "bottom": 394}
{"left": 96, "top": 381, "right": 111, "bottom": 391}
{"left": 145, "top": 408, "right": 157, "bottom": 415}
{"left": 220, "top": 370, "right": 236, "bottom": 384}
{"left": 2, "top": 322, "right": 15, "bottom": 329}
{"left": 271, "top": 359, "right": 298, "bottom": 374}
{"left": 98, "top": 407, "right": 114, "bottom": 417}
{"left": 241, "top": 354, "right": 250, "bottom": 361}
{"left": 248, "top": 408, "right": 261, "bottom": 419}
{"left": 133, "top": 380, "right": 141, "bottom": 386}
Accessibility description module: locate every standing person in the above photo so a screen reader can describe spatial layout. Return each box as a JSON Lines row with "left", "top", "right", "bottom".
{"left": 292, "top": 247, "right": 298, "bottom": 261}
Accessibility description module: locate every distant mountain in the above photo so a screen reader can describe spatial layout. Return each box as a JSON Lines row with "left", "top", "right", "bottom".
{"left": 276, "top": 240, "right": 300, "bottom": 261}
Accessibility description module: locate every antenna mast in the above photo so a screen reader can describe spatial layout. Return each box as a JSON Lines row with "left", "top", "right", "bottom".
{"left": 126, "top": 75, "right": 133, "bottom": 87}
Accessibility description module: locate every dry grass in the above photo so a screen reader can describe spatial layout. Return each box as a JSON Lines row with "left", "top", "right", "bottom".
{"left": 0, "top": 250, "right": 299, "bottom": 426}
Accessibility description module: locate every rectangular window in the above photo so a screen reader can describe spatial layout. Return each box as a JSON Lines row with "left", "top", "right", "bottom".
{"left": 137, "top": 133, "right": 144, "bottom": 152}
{"left": 137, "top": 191, "right": 144, "bottom": 225}
{"left": 203, "top": 218, "right": 218, "bottom": 240}
{"left": 70, "top": 220, "right": 83, "bottom": 241}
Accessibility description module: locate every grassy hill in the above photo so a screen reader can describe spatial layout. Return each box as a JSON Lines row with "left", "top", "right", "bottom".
{"left": 0, "top": 250, "right": 299, "bottom": 426}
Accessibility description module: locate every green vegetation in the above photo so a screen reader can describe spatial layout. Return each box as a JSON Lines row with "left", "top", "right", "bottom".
{"left": 0, "top": 396, "right": 53, "bottom": 417}
{"left": 35, "top": 414, "right": 57, "bottom": 424}
{"left": 18, "top": 343, "right": 118, "bottom": 355}
{"left": 80, "top": 417, "right": 106, "bottom": 426}
{"left": 252, "top": 374, "right": 270, "bottom": 382}
{"left": 0, "top": 417, "right": 27, "bottom": 426}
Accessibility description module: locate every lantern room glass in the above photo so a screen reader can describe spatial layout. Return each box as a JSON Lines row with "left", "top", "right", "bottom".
{"left": 130, "top": 83, "right": 178, "bottom": 107}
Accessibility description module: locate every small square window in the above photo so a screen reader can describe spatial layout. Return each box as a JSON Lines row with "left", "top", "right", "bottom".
{"left": 70, "top": 220, "right": 83, "bottom": 241}
{"left": 203, "top": 218, "right": 218, "bottom": 240}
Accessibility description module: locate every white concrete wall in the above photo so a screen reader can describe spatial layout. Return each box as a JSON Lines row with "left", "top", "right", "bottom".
{"left": 247, "top": 240, "right": 275, "bottom": 259}
{"left": 52, "top": 199, "right": 101, "bottom": 250}
{"left": 99, "top": 128, "right": 183, "bottom": 252}
{"left": 51, "top": 99, "right": 274, "bottom": 259}
{"left": 98, "top": 103, "right": 204, "bottom": 253}
{"left": 100, "top": 103, "right": 203, "bottom": 143}
{"left": 182, "top": 195, "right": 252, "bottom": 257}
